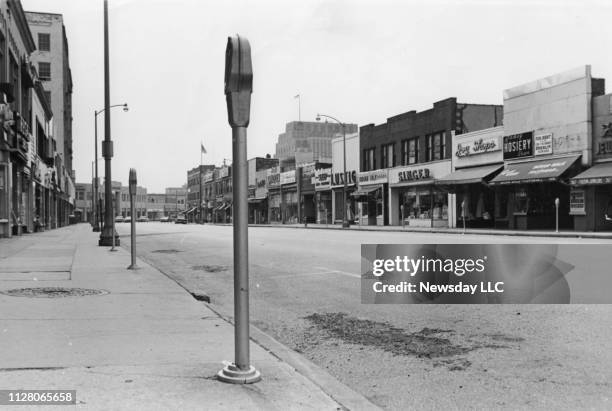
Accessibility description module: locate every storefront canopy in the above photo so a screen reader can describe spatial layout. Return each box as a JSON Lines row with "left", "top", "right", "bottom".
{"left": 570, "top": 162, "right": 612, "bottom": 186}
{"left": 248, "top": 197, "right": 267, "bottom": 204}
{"left": 184, "top": 207, "right": 197, "bottom": 214}
{"left": 351, "top": 186, "right": 380, "bottom": 200}
{"left": 436, "top": 164, "right": 503, "bottom": 185}
{"left": 489, "top": 155, "right": 581, "bottom": 185}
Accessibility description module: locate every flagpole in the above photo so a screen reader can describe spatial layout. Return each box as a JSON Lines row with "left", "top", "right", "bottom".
{"left": 200, "top": 142, "right": 203, "bottom": 224}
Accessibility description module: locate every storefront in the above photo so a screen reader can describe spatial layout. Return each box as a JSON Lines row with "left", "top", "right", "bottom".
{"left": 280, "top": 170, "right": 298, "bottom": 223}
{"left": 299, "top": 164, "right": 316, "bottom": 224}
{"left": 249, "top": 169, "right": 268, "bottom": 224}
{"left": 267, "top": 167, "right": 281, "bottom": 223}
{"left": 388, "top": 160, "right": 452, "bottom": 227}
{"left": 314, "top": 168, "right": 332, "bottom": 224}
{"left": 437, "top": 127, "right": 504, "bottom": 228}
{"left": 354, "top": 169, "right": 388, "bottom": 226}
{"left": 331, "top": 170, "right": 357, "bottom": 224}
{"left": 489, "top": 153, "right": 582, "bottom": 230}
{"left": 570, "top": 162, "right": 612, "bottom": 231}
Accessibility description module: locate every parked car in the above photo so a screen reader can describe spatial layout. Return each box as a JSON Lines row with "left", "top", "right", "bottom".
{"left": 175, "top": 214, "right": 187, "bottom": 224}
{"left": 137, "top": 216, "right": 149, "bottom": 222}
{"left": 115, "top": 215, "right": 124, "bottom": 223}
{"left": 160, "top": 216, "right": 170, "bottom": 223}
{"left": 124, "top": 216, "right": 132, "bottom": 223}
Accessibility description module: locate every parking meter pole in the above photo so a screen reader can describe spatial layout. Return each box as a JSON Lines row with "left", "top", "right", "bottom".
{"left": 217, "top": 34, "right": 260, "bottom": 384}
{"left": 555, "top": 197, "right": 560, "bottom": 233}
{"left": 110, "top": 195, "right": 117, "bottom": 252}
{"left": 462, "top": 201, "right": 466, "bottom": 234}
{"left": 128, "top": 169, "right": 138, "bottom": 269}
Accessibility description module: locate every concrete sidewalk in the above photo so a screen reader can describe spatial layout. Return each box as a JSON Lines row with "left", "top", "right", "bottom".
{"left": 211, "top": 222, "right": 612, "bottom": 239}
{"left": 0, "top": 225, "right": 379, "bottom": 410}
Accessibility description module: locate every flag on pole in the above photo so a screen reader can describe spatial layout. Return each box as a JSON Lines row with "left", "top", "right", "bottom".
{"left": 294, "top": 94, "right": 300, "bottom": 99}
{"left": 201, "top": 143, "right": 207, "bottom": 154}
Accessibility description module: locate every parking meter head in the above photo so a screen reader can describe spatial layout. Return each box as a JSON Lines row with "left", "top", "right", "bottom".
{"left": 225, "top": 35, "right": 253, "bottom": 127}
{"left": 129, "top": 168, "right": 137, "bottom": 196}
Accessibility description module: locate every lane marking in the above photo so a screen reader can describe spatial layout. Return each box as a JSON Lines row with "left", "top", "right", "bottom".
{"left": 314, "top": 266, "right": 361, "bottom": 278}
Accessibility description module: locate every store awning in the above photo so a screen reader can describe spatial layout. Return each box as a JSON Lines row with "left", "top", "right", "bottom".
{"left": 570, "top": 162, "right": 612, "bottom": 185}
{"left": 248, "top": 197, "right": 267, "bottom": 204}
{"left": 436, "top": 164, "right": 503, "bottom": 185}
{"left": 351, "top": 186, "right": 380, "bottom": 201}
{"left": 184, "top": 207, "right": 197, "bottom": 214}
{"left": 489, "top": 155, "right": 581, "bottom": 185}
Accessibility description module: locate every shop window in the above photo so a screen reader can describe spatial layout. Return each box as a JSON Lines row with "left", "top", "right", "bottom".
{"left": 514, "top": 188, "right": 528, "bottom": 214}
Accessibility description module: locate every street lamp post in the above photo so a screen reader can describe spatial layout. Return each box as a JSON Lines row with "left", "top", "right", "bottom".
{"left": 94, "top": 103, "right": 128, "bottom": 233}
{"left": 316, "top": 114, "right": 349, "bottom": 228}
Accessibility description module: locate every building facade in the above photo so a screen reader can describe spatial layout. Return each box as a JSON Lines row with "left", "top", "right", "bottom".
{"left": 360, "top": 97, "right": 503, "bottom": 226}
{"left": 489, "top": 66, "right": 599, "bottom": 230}
{"left": 0, "top": 0, "right": 71, "bottom": 237}
{"left": 26, "top": 10, "right": 74, "bottom": 225}
{"left": 186, "top": 164, "right": 214, "bottom": 222}
{"left": 275, "top": 121, "right": 358, "bottom": 171}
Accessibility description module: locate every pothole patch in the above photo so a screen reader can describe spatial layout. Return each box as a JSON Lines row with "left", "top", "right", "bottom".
{"left": 0, "top": 287, "right": 109, "bottom": 298}
{"left": 191, "top": 265, "right": 229, "bottom": 273}
{"left": 152, "top": 249, "right": 182, "bottom": 254}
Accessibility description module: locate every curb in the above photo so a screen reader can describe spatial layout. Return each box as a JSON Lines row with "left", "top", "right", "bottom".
{"left": 208, "top": 223, "right": 612, "bottom": 240}
{"left": 129, "top": 245, "right": 381, "bottom": 410}
{"left": 205, "top": 304, "right": 382, "bottom": 411}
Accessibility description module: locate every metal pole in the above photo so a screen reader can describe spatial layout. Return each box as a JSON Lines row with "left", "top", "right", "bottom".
{"left": 555, "top": 197, "right": 559, "bottom": 233}
{"left": 99, "top": 0, "right": 118, "bottom": 246}
{"left": 93, "top": 112, "right": 100, "bottom": 232}
{"left": 233, "top": 126, "right": 249, "bottom": 369}
{"left": 110, "top": 192, "right": 117, "bottom": 252}
{"left": 128, "top": 169, "right": 138, "bottom": 269}
{"left": 462, "top": 200, "right": 466, "bottom": 234}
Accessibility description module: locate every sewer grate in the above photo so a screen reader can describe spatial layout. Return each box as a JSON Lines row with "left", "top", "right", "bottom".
{"left": 152, "top": 249, "right": 182, "bottom": 254}
{"left": 0, "top": 287, "right": 109, "bottom": 298}
{"left": 191, "top": 265, "right": 228, "bottom": 273}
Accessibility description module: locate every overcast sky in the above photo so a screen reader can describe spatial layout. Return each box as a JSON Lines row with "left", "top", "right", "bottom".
{"left": 22, "top": 0, "right": 612, "bottom": 192}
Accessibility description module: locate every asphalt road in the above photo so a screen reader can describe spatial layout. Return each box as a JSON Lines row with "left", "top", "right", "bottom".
{"left": 117, "top": 222, "right": 612, "bottom": 410}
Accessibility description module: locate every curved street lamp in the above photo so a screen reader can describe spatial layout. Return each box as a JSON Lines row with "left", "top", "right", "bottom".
{"left": 93, "top": 103, "right": 128, "bottom": 232}
{"left": 316, "top": 113, "right": 349, "bottom": 228}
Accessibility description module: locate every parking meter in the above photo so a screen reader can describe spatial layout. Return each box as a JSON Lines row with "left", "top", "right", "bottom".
{"left": 127, "top": 169, "right": 138, "bottom": 269}
{"left": 218, "top": 35, "right": 260, "bottom": 385}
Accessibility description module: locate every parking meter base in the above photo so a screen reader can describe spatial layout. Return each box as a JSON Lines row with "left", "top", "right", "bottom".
{"left": 127, "top": 264, "right": 139, "bottom": 270}
{"left": 217, "top": 364, "right": 261, "bottom": 384}
{"left": 92, "top": 226, "right": 101, "bottom": 232}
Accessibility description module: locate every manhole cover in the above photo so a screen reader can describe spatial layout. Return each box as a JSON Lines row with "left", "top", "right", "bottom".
{"left": 0, "top": 287, "right": 109, "bottom": 298}
{"left": 191, "top": 265, "right": 229, "bottom": 273}
{"left": 152, "top": 249, "right": 182, "bottom": 254}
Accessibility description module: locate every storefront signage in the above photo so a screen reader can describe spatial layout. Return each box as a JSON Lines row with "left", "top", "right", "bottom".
{"left": 569, "top": 189, "right": 585, "bottom": 215}
{"left": 203, "top": 171, "right": 214, "bottom": 182}
{"left": 267, "top": 172, "right": 280, "bottom": 187}
{"left": 455, "top": 137, "right": 499, "bottom": 157}
{"left": 256, "top": 178, "right": 266, "bottom": 188}
{"left": 596, "top": 122, "right": 612, "bottom": 157}
{"left": 219, "top": 167, "right": 230, "bottom": 178}
{"left": 503, "top": 132, "right": 533, "bottom": 160}
{"left": 280, "top": 170, "right": 295, "bottom": 185}
{"left": 315, "top": 168, "right": 332, "bottom": 190}
{"left": 331, "top": 170, "right": 357, "bottom": 187}
{"left": 358, "top": 169, "right": 388, "bottom": 185}
{"left": 534, "top": 133, "right": 553, "bottom": 156}
{"left": 397, "top": 168, "right": 431, "bottom": 182}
